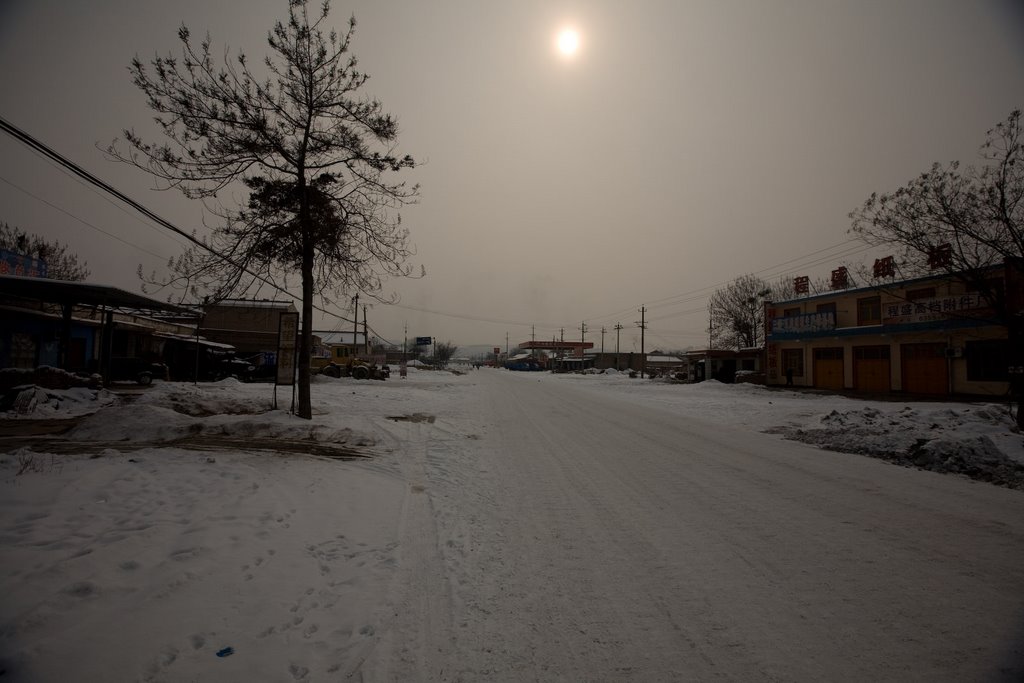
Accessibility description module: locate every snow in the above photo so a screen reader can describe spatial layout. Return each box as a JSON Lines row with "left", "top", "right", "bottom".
{"left": 1, "top": 369, "right": 1022, "bottom": 680}
{"left": 554, "top": 374, "right": 1024, "bottom": 473}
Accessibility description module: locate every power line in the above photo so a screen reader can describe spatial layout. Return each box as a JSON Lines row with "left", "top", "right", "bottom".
{"left": 0, "top": 115, "right": 359, "bottom": 328}
{"left": 581, "top": 238, "right": 867, "bottom": 323}
{"left": 2, "top": 134, "right": 194, "bottom": 251}
{"left": 0, "top": 174, "right": 168, "bottom": 260}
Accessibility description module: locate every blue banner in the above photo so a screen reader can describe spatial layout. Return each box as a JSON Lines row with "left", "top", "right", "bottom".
{"left": 0, "top": 249, "right": 48, "bottom": 278}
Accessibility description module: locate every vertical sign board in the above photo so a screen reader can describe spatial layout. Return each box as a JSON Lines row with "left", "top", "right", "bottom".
{"left": 276, "top": 312, "right": 299, "bottom": 385}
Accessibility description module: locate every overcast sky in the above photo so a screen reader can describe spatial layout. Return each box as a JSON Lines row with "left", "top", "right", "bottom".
{"left": 1, "top": 0, "right": 1022, "bottom": 353}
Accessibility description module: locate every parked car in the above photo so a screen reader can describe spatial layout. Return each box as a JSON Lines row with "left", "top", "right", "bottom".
{"left": 214, "top": 357, "right": 257, "bottom": 382}
{"left": 107, "top": 357, "right": 168, "bottom": 386}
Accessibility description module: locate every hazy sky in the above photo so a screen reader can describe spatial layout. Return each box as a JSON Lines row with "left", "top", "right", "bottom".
{"left": 1, "top": 0, "right": 1022, "bottom": 353}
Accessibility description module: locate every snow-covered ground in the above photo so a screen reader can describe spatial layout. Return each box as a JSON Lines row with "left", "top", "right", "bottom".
{"left": 1, "top": 369, "right": 1022, "bottom": 680}
{"left": 562, "top": 371, "right": 1024, "bottom": 484}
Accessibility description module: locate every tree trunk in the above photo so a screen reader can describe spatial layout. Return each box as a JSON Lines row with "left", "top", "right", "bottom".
{"left": 1006, "top": 258, "right": 1024, "bottom": 430}
{"left": 296, "top": 180, "right": 314, "bottom": 420}
{"left": 297, "top": 248, "right": 313, "bottom": 419}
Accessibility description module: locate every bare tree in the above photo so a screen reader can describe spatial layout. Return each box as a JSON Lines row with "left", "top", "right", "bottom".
{"left": 0, "top": 222, "right": 90, "bottom": 281}
{"left": 850, "top": 109, "right": 1022, "bottom": 310}
{"left": 108, "top": 1, "right": 417, "bottom": 419}
{"left": 708, "top": 274, "right": 771, "bottom": 350}
{"left": 432, "top": 341, "right": 458, "bottom": 369}
{"left": 850, "top": 109, "right": 1024, "bottom": 426}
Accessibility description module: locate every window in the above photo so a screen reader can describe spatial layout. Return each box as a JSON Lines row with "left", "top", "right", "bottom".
{"left": 966, "top": 340, "right": 1008, "bottom": 382}
{"left": 857, "top": 296, "right": 881, "bottom": 325}
{"left": 11, "top": 333, "right": 37, "bottom": 369}
{"left": 816, "top": 302, "right": 837, "bottom": 325}
{"left": 782, "top": 348, "right": 804, "bottom": 377}
{"left": 784, "top": 307, "right": 801, "bottom": 317}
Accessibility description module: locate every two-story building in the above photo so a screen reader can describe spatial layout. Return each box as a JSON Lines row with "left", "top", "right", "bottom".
{"left": 765, "top": 264, "right": 1019, "bottom": 397}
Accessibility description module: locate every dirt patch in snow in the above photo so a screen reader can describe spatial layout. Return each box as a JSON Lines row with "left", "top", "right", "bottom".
{"left": 387, "top": 413, "right": 436, "bottom": 423}
{"left": 2, "top": 435, "right": 371, "bottom": 461}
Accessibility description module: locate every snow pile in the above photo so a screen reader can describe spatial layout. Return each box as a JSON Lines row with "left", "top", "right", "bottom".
{"left": 0, "top": 366, "right": 98, "bottom": 392}
{"left": 549, "top": 372, "right": 1024, "bottom": 487}
{"left": 0, "top": 385, "right": 117, "bottom": 418}
{"left": 784, "top": 401, "right": 1021, "bottom": 484}
{"left": 767, "top": 404, "right": 1024, "bottom": 488}
{"left": 68, "top": 382, "right": 364, "bottom": 448}
{"left": 133, "top": 378, "right": 274, "bottom": 417}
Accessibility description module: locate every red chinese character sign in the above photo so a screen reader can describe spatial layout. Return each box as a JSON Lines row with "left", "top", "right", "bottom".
{"left": 928, "top": 243, "right": 952, "bottom": 270}
{"left": 873, "top": 255, "right": 895, "bottom": 279}
{"left": 793, "top": 276, "right": 809, "bottom": 295}
{"left": 830, "top": 266, "right": 849, "bottom": 290}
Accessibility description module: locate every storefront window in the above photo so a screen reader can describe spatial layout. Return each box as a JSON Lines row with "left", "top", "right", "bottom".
{"left": 782, "top": 348, "right": 804, "bottom": 377}
{"left": 966, "top": 340, "right": 1008, "bottom": 381}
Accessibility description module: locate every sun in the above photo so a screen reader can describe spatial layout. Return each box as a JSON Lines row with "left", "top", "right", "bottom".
{"left": 556, "top": 27, "right": 581, "bottom": 57}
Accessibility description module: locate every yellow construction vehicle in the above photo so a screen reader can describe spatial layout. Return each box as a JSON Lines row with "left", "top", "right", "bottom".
{"left": 311, "top": 344, "right": 389, "bottom": 380}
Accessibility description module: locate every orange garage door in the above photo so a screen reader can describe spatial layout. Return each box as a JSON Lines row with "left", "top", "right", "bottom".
{"left": 813, "top": 347, "right": 844, "bottom": 390}
{"left": 901, "top": 343, "right": 948, "bottom": 395}
{"left": 854, "top": 345, "right": 891, "bottom": 392}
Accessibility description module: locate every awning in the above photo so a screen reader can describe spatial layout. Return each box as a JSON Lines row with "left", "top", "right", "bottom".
{"left": 0, "top": 274, "right": 194, "bottom": 315}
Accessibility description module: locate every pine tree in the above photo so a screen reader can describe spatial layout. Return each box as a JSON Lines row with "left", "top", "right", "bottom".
{"left": 109, "top": 1, "right": 417, "bottom": 419}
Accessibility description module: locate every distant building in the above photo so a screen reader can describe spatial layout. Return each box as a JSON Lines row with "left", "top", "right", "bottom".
{"left": 681, "top": 349, "right": 763, "bottom": 383}
{"left": 199, "top": 299, "right": 297, "bottom": 358}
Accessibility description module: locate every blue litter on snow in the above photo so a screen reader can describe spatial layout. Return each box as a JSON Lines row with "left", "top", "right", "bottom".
{"left": 216, "top": 647, "right": 234, "bottom": 658}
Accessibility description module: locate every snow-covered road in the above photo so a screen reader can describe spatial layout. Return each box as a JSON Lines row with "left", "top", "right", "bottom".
{"left": 365, "top": 370, "right": 1024, "bottom": 681}
{"left": 3, "top": 369, "right": 1023, "bottom": 681}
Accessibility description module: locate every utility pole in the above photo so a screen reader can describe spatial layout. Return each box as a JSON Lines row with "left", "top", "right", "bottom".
{"left": 352, "top": 293, "right": 359, "bottom": 355}
{"left": 601, "top": 327, "right": 606, "bottom": 356}
{"left": 580, "top": 321, "right": 587, "bottom": 361}
{"left": 614, "top": 323, "right": 623, "bottom": 371}
{"left": 708, "top": 304, "right": 713, "bottom": 349}
{"left": 362, "top": 305, "right": 369, "bottom": 355}
{"left": 531, "top": 325, "right": 536, "bottom": 360}
{"left": 637, "top": 306, "right": 647, "bottom": 378}
{"left": 506, "top": 331, "right": 509, "bottom": 358}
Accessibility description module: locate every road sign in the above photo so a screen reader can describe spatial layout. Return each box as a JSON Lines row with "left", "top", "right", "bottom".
{"left": 415, "top": 336, "right": 432, "bottom": 346}
{"left": 276, "top": 312, "right": 299, "bottom": 385}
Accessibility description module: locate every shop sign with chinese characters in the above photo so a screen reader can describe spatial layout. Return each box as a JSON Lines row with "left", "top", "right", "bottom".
{"left": 770, "top": 311, "right": 836, "bottom": 337}
{"left": 882, "top": 293, "right": 988, "bottom": 324}
{"left": 0, "top": 250, "right": 47, "bottom": 278}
